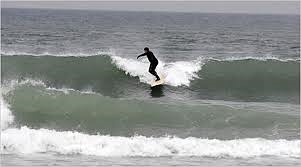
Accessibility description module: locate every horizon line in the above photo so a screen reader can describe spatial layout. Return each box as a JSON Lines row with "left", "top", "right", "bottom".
{"left": 2, "top": 7, "right": 300, "bottom": 16}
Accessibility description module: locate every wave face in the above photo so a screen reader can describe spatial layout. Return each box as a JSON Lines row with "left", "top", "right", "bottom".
{"left": 192, "top": 59, "right": 300, "bottom": 103}
{"left": 1, "top": 127, "right": 299, "bottom": 158}
{"left": 1, "top": 53, "right": 299, "bottom": 103}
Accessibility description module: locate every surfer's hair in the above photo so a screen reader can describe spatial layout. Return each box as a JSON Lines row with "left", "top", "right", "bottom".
{"left": 144, "top": 47, "right": 149, "bottom": 51}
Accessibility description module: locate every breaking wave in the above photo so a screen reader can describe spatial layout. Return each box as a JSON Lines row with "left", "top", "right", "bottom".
{"left": 1, "top": 127, "right": 299, "bottom": 158}
{"left": 1, "top": 52, "right": 299, "bottom": 103}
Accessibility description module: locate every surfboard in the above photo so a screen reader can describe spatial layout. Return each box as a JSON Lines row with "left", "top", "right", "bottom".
{"left": 151, "top": 75, "right": 165, "bottom": 87}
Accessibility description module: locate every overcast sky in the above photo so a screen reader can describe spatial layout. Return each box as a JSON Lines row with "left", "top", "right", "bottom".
{"left": 1, "top": 1, "right": 300, "bottom": 15}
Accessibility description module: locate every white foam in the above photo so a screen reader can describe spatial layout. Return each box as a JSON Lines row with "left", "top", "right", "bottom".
{"left": 163, "top": 60, "right": 203, "bottom": 86}
{"left": 0, "top": 96, "right": 14, "bottom": 130}
{"left": 112, "top": 56, "right": 203, "bottom": 86}
{"left": 1, "top": 127, "right": 299, "bottom": 158}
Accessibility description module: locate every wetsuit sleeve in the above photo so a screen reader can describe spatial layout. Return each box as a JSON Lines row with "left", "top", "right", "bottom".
{"left": 137, "top": 53, "right": 146, "bottom": 59}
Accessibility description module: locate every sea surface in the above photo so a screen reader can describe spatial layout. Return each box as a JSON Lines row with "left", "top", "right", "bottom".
{"left": 1, "top": 8, "right": 300, "bottom": 166}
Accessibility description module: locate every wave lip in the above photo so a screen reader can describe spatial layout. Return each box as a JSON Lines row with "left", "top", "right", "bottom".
{"left": 1, "top": 127, "right": 300, "bottom": 158}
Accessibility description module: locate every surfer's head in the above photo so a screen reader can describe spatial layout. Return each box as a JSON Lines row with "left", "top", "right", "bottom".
{"left": 144, "top": 47, "right": 149, "bottom": 53}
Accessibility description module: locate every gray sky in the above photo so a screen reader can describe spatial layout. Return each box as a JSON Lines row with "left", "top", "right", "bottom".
{"left": 1, "top": 1, "right": 300, "bottom": 15}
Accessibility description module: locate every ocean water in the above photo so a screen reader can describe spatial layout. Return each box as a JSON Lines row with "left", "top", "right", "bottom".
{"left": 1, "top": 8, "right": 300, "bottom": 166}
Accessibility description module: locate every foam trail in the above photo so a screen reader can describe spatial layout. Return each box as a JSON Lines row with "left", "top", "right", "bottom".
{"left": 112, "top": 56, "right": 203, "bottom": 86}
{"left": 1, "top": 79, "right": 47, "bottom": 95}
{"left": 1, "top": 127, "right": 299, "bottom": 158}
{"left": 2, "top": 78, "right": 97, "bottom": 96}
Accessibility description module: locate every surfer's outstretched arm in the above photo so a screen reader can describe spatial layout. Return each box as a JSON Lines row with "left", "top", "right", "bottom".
{"left": 137, "top": 53, "right": 146, "bottom": 59}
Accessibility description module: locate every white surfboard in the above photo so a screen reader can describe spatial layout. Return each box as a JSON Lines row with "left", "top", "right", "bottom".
{"left": 151, "top": 75, "right": 165, "bottom": 87}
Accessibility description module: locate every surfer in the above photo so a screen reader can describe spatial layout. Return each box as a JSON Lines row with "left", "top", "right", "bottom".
{"left": 137, "top": 47, "right": 161, "bottom": 81}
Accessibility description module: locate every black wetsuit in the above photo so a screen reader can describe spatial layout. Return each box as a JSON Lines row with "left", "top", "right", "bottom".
{"left": 137, "top": 51, "right": 160, "bottom": 81}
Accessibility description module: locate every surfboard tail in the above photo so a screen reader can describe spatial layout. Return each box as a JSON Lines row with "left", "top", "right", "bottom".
{"left": 151, "top": 75, "right": 165, "bottom": 87}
